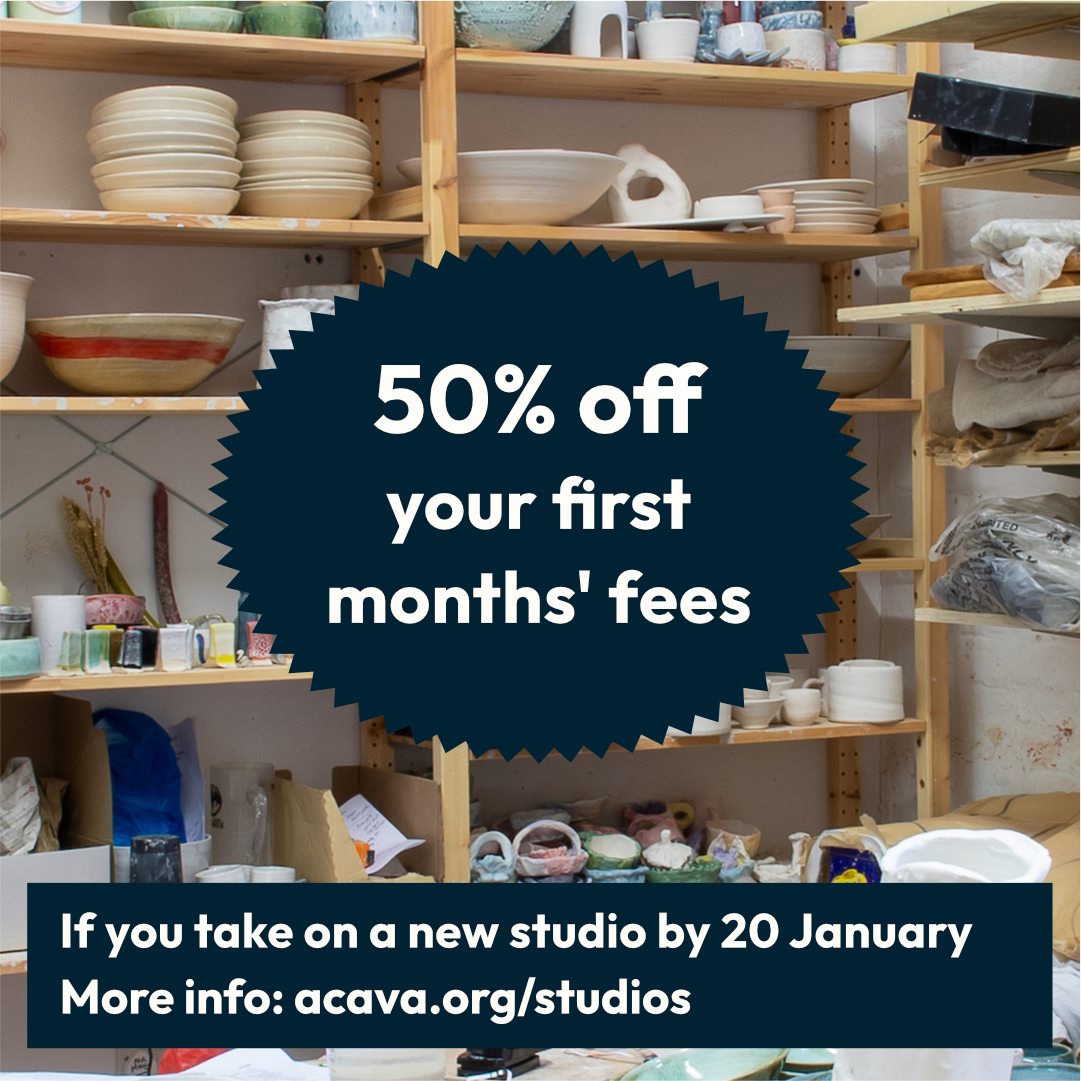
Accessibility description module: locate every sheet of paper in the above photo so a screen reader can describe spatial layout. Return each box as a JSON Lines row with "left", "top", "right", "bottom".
{"left": 178, "top": 1048, "right": 327, "bottom": 1080}
{"left": 338, "top": 791, "right": 424, "bottom": 874}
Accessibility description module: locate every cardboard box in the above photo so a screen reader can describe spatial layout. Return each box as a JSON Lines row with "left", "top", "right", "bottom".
{"left": 0, "top": 695, "right": 113, "bottom": 952}
{"left": 271, "top": 768, "right": 441, "bottom": 883}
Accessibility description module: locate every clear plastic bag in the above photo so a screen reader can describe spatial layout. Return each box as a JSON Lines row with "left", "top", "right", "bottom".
{"left": 970, "top": 219, "right": 1080, "bottom": 301}
{"left": 929, "top": 494, "right": 1080, "bottom": 632}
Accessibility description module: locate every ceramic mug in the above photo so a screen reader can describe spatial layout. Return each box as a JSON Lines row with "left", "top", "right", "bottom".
{"left": 196, "top": 863, "right": 247, "bottom": 884}
{"left": 781, "top": 687, "right": 820, "bottom": 726}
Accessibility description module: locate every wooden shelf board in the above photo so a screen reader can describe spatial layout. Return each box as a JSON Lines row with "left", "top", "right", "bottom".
{"left": 0, "top": 666, "right": 311, "bottom": 695}
{"left": 837, "top": 287, "right": 1081, "bottom": 333}
{"left": 0, "top": 952, "right": 27, "bottom": 977}
{"left": 0, "top": 19, "right": 423, "bottom": 83}
{"left": 0, "top": 395, "right": 247, "bottom": 415}
{"left": 382, "top": 49, "right": 913, "bottom": 109}
{"left": 0, "top": 208, "right": 427, "bottom": 249}
{"left": 915, "top": 607, "right": 1079, "bottom": 637}
{"left": 844, "top": 556, "right": 924, "bottom": 573}
{"left": 390, "top": 718, "right": 927, "bottom": 760}
{"left": 920, "top": 148, "right": 1080, "bottom": 196}
{"left": 833, "top": 398, "right": 920, "bottom": 413}
{"left": 857, "top": 2, "right": 1080, "bottom": 59}
{"left": 934, "top": 450, "right": 1080, "bottom": 468}
{"left": 460, "top": 225, "right": 917, "bottom": 264}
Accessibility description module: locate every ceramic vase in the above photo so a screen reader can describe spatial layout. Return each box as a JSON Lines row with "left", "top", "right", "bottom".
{"left": 570, "top": 0, "right": 628, "bottom": 59}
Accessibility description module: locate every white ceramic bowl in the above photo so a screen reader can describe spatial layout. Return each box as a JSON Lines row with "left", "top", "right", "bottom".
{"left": 93, "top": 98, "right": 235, "bottom": 125}
{"left": 98, "top": 187, "right": 241, "bottom": 214}
{"left": 238, "top": 115, "right": 370, "bottom": 142}
{"left": 0, "top": 272, "right": 34, "bottom": 380}
{"left": 87, "top": 115, "right": 238, "bottom": 145}
{"left": 238, "top": 109, "right": 368, "bottom": 133}
{"left": 240, "top": 154, "right": 369, "bottom": 178}
{"left": 237, "top": 133, "right": 369, "bottom": 162}
{"left": 236, "top": 187, "right": 371, "bottom": 219}
{"left": 92, "top": 152, "right": 242, "bottom": 178}
{"left": 731, "top": 695, "right": 784, "bottom": 730}
{"left": 91, "top": 132, "right": 240, "bottom": 161}
{"left": 240, "top": 167, "right": 372, "bottom": 184}
{"left": 694, "top": 194, "right": 764, "bottom": 219}
{"left": 397, "top": 150, "right": 624, "bottom": 225}
{"left": 635, "top": 17, "right": 700, "bottom": 62}
{"left": 92, "top": 85, "right": 239, "bottom": 119}
{"left": 785, "top": 335, "right": 910, "bottom": 396}
{"left": 94, "top": 168, "right": 241, "bottom": 192}
{"left": 238, "top": 177, "right": 373, "bottom": 191}
{"left": 794, "top": 222, "right": 876, "bottom": 235}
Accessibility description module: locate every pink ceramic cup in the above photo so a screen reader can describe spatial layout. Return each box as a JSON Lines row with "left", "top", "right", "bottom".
{"left": 766, "top": 206, "right": 796, "bottom": 234}
{"left": 759, "top": 188, "right": 795, "bottom": 209}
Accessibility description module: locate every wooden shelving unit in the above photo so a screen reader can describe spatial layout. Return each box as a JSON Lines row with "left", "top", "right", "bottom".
{"left": 915, "top": 607, "right": 1080, "bottom": 637}
{"left": 934, "top": 450, "right": 1081, "bottom": 469}
{"left": 0, "top": 666, "right": 312, "bottom": 695}
{"left": 857, "top": 1, "right": 1081, "bottom": 60}
{"left": 920, "top": 147, "right": 1080, "bottom": 196}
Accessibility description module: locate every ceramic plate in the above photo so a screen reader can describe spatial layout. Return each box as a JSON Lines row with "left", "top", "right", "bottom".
{"left": 793, "top": 198, "right": 873, "bottom": 209}
{"left": 792, "top": 189, "right": 867, "bottom": 203}
{"left": 597, "top": 213, "right": 783, "bottom": 230}
{"left": 793, "top": 222, "right": 876, "bottom": 235}
{"left": 743, "top": 177, "right": 874, "bottom": 194}
{"left": 797, "top": 208, "right": 882, "bottom": 222}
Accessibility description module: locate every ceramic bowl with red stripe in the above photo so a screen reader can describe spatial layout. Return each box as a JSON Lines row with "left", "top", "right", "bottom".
{"left": 26, "top": 313, "right": 244, "bottom": 395}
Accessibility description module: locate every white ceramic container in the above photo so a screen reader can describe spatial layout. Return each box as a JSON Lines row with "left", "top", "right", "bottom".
{"left": 764, "top": 27, "right": 825, "bottom": 70}
{"left": 0, "top": 272, "right": 33, "bottom": 380}
{"left": 30, "top": 594, "right": 85, "bottom": 673}
{"left": 634, "top": 17, "right": 699, "bottom": 62}
{"left": 570, "top": 0, "right": 627, "bottom": 59}
{"left": 826, "top": 661, "right": 904, "bottom": 722}
{"left": 880, "top": 828, "right": 1052, "bottom": 885}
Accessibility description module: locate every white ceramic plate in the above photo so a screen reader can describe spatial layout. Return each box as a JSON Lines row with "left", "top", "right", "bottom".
{"left": 92, "top": 152, "right": 242, "bottom": 178}
{"left": 793, "top": 222, "right": 876, "bottom": 235}
{"left": 94, "top": 169, "right": 241, "bottom": 192}
{"left": 93, "top": 85, "right": 239, "bottom": 119}
{"left": 596, "top": 212, "right": 783, "bottom": 230}
{"left": 238, "top": 120, "right": 373, "bottom": 144}
{"left": 87, "top": 115, "right": 238, "bottom": 144}
{"left": 239, "top": 169, "right": 372, "bottom": 184}
{"left": 792, "top": 189, "right": 866, "bottom": 203}
{"left": 237, "top": 135, "right": 369, "bottom": 163}
{"left": 98, "top": 187, "right": 241, "bottom": 214}
{"left": 93, "top": 102, "right": 236, "bottom": 126}
{"left": 793, "top": 198, "right": 874, "bottom": 210}
{"left": 797, "top": 207, "right": 882, "bottom": 221}
{"left": 236, "top": 188, "right": 371, "bottom": 219}
{"left": 91, "top": 134, "right": 239, "bottom": 161}
{"left": 237, "top": 179, "right": 374, "bottom": 191}
{"left": 743, "top": 177, "right": 874, "bottom": 194}
{"left": 238, "top": 109, "right": 368, "bottom": 133}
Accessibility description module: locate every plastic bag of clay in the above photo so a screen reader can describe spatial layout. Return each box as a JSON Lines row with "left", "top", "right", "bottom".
{"left": 971, "top": 218, "right": 1080, "bottom": 301}
{"left": 880, "top": 827, "right": 1052, "bottom": 884}
{"left": 93, "top": 708, "right": 186, "bottom": 846}
{"left": 928, "top": 494, "right": 1080, "bottom": 630}
{"left": 0, "top": 757, "right": 42, "bottom": 856}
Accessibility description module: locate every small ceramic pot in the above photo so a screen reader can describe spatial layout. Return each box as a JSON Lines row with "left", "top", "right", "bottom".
{"left": 781, "top": 687, "right": 821, "bottom": 726}
{"left": 765, "top": 205, "right": 796, "bottom": 234}
{"left": 764, "top": 27, "right": 825, "bottom": 70}
{"left": 244, "top": 1, "right": 324, "bottom": 38}
{"left": 759, "top": 187, "right": 794, "bottom": 209}
{"left": 634, "top": 17, "right": 699, "bottom": 63}
{"left": 717, "top": 20, "right": 765, "bottom": 55}
{"left": 325, "top": 0, "right": 417, "bottom": 43}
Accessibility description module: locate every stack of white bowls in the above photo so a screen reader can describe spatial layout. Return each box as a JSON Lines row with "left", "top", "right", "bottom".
{"left": 88, "top": 86, "right": 241, "bottom": 214}
{"left": 235, "top": 111, "right": 374, "bottom": 219}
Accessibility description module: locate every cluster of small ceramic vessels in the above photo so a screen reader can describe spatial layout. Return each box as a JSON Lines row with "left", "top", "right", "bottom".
{"left": 236, "top": 111, "right": 375, "bottom": 218}
{"left": 745, "top": 177, "right": 884, "bottom": 235}
{"left": 122, "top": 0, "right": 419, "bottom": 42}
{"left": 88, "top": 85, "right": 242, "bottom": 215}
{"left": 471, "top": 798, "right": 763, "bottom": 885}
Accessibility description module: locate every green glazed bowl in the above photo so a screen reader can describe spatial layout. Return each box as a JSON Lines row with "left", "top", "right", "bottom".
{"left": 133, "top": 1, "right": 239, "bottom": 8}
{"left": 645, "top": 858, "right": 723, "bottom": 884}
{"left": 623, "top": 1048, "right": 789, "bottom": 1081}
{"left": 243, "top": 2, "right": 325, "bottom": 38}
{"left": 585, "top": 834, "right": 641, "bottom": 871}
{"left": 129, "top": 5, "right": 243, "bottom": 31}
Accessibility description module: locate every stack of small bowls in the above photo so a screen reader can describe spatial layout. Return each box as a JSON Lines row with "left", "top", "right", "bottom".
{"left": 235, "top": 111, "right": 375, "bottom": 219}
{"left": 89, "top": 86, "right": 241, "bottom": 214}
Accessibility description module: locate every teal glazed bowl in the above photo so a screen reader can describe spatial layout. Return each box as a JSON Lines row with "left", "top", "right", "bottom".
{"left": 133, "top": 1, "right": 239, "bottom": 8}
{"left": 128, "top": 5, "right": 243, "bottom": 31}
{"left": 622, "top": 1048, "right": 789, "bottom": 1081}
{"left": 454, "top": 0, "right": 572, "bottom": 50}
{"left": 243, "top": 2, "right": 325, "bottom": 38}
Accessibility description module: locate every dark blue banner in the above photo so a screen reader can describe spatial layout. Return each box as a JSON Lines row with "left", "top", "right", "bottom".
{"left": 29, "top": 882, "right": 1048, "bottom": 1048}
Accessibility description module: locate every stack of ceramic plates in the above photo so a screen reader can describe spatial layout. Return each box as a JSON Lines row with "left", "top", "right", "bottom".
{"left": 235, "top": 111, "right": 375, "bottom": 219}
{"left": 744, "top": 178, "right": 881, "bottom": 235}
{"left": 88, "top": 86, "right": 241, "bottom": 214}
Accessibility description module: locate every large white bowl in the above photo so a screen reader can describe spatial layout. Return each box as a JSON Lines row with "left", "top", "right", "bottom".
{"left": 92, "top": 152, "right": 242, "bottom": 178}
{"left": 237, "top": 133, "right": 369, "bottom": 162}
{"left": 236, "top": 186, "right": 371, "bottom": 219}
{"left": 87, "top": 115, "right": 238, "bottom": 145}
{"left": 240, "top": 154, "right": 370, "bottom": 178}
{"left": 93, "top": 99, "right": 235, "bottom": 126}
{"left": 98, "top": 187, "right": 241, "bottom": 214}
{"left": 91, "top": 132, "right": 239, "bottom": 161}
{"left": 0, "top": 272, "right": 33, "bottom": 380}
{"left": 94, "top": 168, "right": 241, "bottom": 192}
{"left": 786, "top": 336, "right": 910, "bottom": 396}
{"left": 397, "top": 149, "right": 624, "bottom": 225}
{"left": 92, "top": 85, "right": 239, "bottom": 119}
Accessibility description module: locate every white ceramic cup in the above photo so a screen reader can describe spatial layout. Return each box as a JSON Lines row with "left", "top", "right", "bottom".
{"left": 249, "top": 864, "right": 295, "bottom": 883}
{"left": 839, "top": 658, "right": 896, "bottom": 668}
{"left": 781, "top": 687, "right": 821, "bottom": 726}
{"left": 765, "top": 205, "right": 796, "bottom": 234}
{"left": 31, "top": 594, "right": 87, "bottom": 672}
{"left": 759, "top": 188, "right": 795, "bottom": 209}
{"left": 827, "top": 663, "right": 904, "bottom": 722}
{"left": 634, "top": 17, "right": 699, "bottom": 63}
{"left": 766, "top": 675, "right": 795, "bottom": 696}
{"left": 694, "top": 193, "right": 764, "bottom": 220}
{"left": 196, "top": 863, "right": 247, "bottom": 884}
{"left": 718, "top": 20, "right": 765, "bottom": 55}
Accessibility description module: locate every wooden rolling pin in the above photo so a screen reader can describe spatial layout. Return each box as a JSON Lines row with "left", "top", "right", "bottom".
{"left": 902, "top": 253, "right": 1079, "bottom": 288}
{"left": 909, "top": 273, "right": 1079, "bottom": 301}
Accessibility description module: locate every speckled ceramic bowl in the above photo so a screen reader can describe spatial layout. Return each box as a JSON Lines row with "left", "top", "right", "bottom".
{"left": 454, "top": 0, "right": 572, "bottom": 50}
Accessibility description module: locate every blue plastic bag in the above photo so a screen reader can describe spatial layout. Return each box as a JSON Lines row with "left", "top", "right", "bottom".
{"left": 93, "top": 708, "right": 186, "bottom": 846}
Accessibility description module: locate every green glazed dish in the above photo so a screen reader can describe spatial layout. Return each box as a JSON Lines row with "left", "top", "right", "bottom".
{"left": 129, "top": 5, "right": 243, "bottom": 31}
{"left": 784, "top": 1049, "right": 837, "bottom": 1074}
{"left": 645, "top": 858, "right": 723, "bottom": 884}
{"left": 585, "top": 833, "right": 641, "bottom": 871}
{"left": 243, "top": 2, "right": 325, "bottom": 38}
{"left": 622, "top": 1048, "right": 789, "bottom": 1081}
{"left": 133, "top": 1, "right": 239, "bottom": 8}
